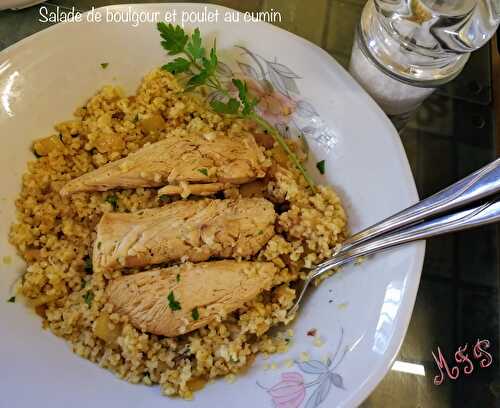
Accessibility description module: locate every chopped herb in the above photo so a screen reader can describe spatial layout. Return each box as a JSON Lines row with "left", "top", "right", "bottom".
{"left": 257, "top": 230, "right": 263, "bottom": 235}
{"left": 316, "top": 160, "right": 325, "bottom": 175}
{"left": 167, "top": 291, "right": 181, "bottom": 311}
{"left": 191, "top": 307, "right": 199, "bottom": 320}
{"left": 197, "top": 168, "right": 208, "bottom": 176}
{"left": 7, "top": 296, "right": 15, "bottom": 303}
{"left": 159, "top": 194, "right": 169, "bottom": 202}
{"left": 105, "top": 194, "right": 118, "bottom": 210}
{"left": 176, "top": 273, "right": 180, "bottom": 282}
{"left": 97, "top": 241, "right": 102, "bottom": 250}
{"left": 133, "top": 113, "right": 139, "bottom": 122}
{"left": 83, "top": 255, "right": 93, "bottom": 274}
{"left": 100, "top": 62, "right": 109, "bottom": 69}
{"left": 83, "top": 290, "right": 94, "bottom": 307}
{"left": 81, "top": 280, "right": 87, "bottom": 289}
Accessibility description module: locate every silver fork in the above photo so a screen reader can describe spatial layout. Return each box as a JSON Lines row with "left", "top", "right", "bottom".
{"left": 288, "top": 158, "right": 500, "bottom": 317}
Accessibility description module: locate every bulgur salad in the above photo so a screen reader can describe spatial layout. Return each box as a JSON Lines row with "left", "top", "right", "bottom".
{"left": 8, "top": 24, "right": 347, "bottom": 398}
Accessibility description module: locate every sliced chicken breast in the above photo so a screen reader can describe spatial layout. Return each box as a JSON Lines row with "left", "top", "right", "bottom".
{"left": 157, "top": 182, "right": 228, "bottom": 198}
{"left": 60, "top": 131, "right": 268, "bottom": 196}
{"left": 106, "top": 260, "right": 277, "bottom": 336}
{"left": 93, "top": 198, "right": 276, "bottom": 271}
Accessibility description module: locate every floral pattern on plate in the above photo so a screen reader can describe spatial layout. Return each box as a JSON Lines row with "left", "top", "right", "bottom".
{"left": 211, "top": 47, "right": 337, "bottom": 152}
{"left": 258, "top": 328, "right": 348, "bottom": 408}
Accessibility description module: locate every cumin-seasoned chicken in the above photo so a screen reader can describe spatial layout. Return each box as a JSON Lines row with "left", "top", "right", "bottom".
{"left": 93, "top": 198, "right": 276, "bottom": 271}
{"left": 60, "top": 131, "right": 268, "bottom": 196}
{"left": 106, "top": 260, "right": 277, "bottom": 337}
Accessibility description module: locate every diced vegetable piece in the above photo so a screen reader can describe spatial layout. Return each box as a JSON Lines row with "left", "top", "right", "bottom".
{"left": 33, "top": 135, "right": 64, "bottom": 156}
{"left": 94, "top": 314, "right": 123, "bottom": 344}
{"left": 95, "top": 133, "right": 125, "bottom": 153}
{"left": 140, "top": 114, "right": 166, "bottom": 134}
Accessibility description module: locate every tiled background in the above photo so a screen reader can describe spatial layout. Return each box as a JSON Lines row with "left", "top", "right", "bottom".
{"left": 1, "top": 1, "right": 499, "bottom": 406}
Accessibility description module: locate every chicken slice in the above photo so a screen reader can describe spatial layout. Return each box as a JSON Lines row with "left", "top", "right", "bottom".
{"left": 60, "top": 131, "right": 268, "bottom": 196}
{"left": 158, "top": 182, "right": 228, "bottom": 198}
{"left": 106, "top": 260, "right": 277, "bottom": 337}
{"left": 93, "top": 198, "right": 276, "bottom": 271}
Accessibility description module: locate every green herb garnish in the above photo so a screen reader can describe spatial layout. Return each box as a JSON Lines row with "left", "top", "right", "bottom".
{"left": 191, "top": 307, "right": 199, "bottom": 320}
{"left": 156, "top": 23, "right": 316, "bottom": 192}
{"left": 316, "top": 160, "right": 325, "bottom": 175}
{"left": 159, "top": 194, "right": 169, "bottom": 202}
{"left": 163, "top": 57, "right": 191, "bottom": 74}
{"left": 83, "top": 290, "right": 94, "bottom": 307}
{"left": 211, "top": 98, "right": 240, "bottom": 114}
{"left": 7, "top": 296, "right": 15, "bottom": 303}
{"left": 176, "top": 274, "right": 180, "bottom": 282}
{"left": 167, "top": 291, "right": 181, "bottom": 311}
{"left": 133, "top": 113, "right": 139, "bottom": 122}
{"left": 100, "top": 62, "right": 109, "bottom": 69}
{"left": 83, "top": 255, "right": 93, "bottom": 274}
{"left": 257, "top": 230, "right": 263, "bottom": 235}
{"left": 97, "top": 241, "right": 102, "bottom": 250}
{"left": 197, "top": 168, "right": 208, "bottom": 176}
{"left": 105, "top": 194, "right": 118, "bottom": 210}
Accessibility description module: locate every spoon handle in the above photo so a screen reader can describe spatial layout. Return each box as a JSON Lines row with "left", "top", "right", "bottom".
{"left": 341, "top": 158, "right": 500, "bottom": 252}
{"left": 311, "top": 198, "right": 500, "bottom": 279}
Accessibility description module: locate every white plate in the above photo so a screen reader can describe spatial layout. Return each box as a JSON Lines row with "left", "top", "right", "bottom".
{"left": 0, "top": 4, "right": 425, "bottom": 408}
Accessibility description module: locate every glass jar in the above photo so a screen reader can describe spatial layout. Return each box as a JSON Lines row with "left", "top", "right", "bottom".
{"left": 349, "top": 0, "right": 500, "bottom": 129}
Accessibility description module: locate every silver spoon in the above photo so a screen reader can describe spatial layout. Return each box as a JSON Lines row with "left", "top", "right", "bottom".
{"left": 288, "top": 158, "right": 500, "bottom": 317}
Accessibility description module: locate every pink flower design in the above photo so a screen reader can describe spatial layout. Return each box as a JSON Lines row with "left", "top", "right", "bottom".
{"left": 258, "top": 327, "right": 348, "bottom": 408}
{"left": 229, "top": 76, "right": 296, "bottom": 122}
{"left": 264, "top": 372, "right": 306, "bottom": 408}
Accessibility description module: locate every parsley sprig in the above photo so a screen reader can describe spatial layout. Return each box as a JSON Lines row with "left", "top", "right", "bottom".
{"left": 157, "top": 23, "right": 316, "bottom": 191}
